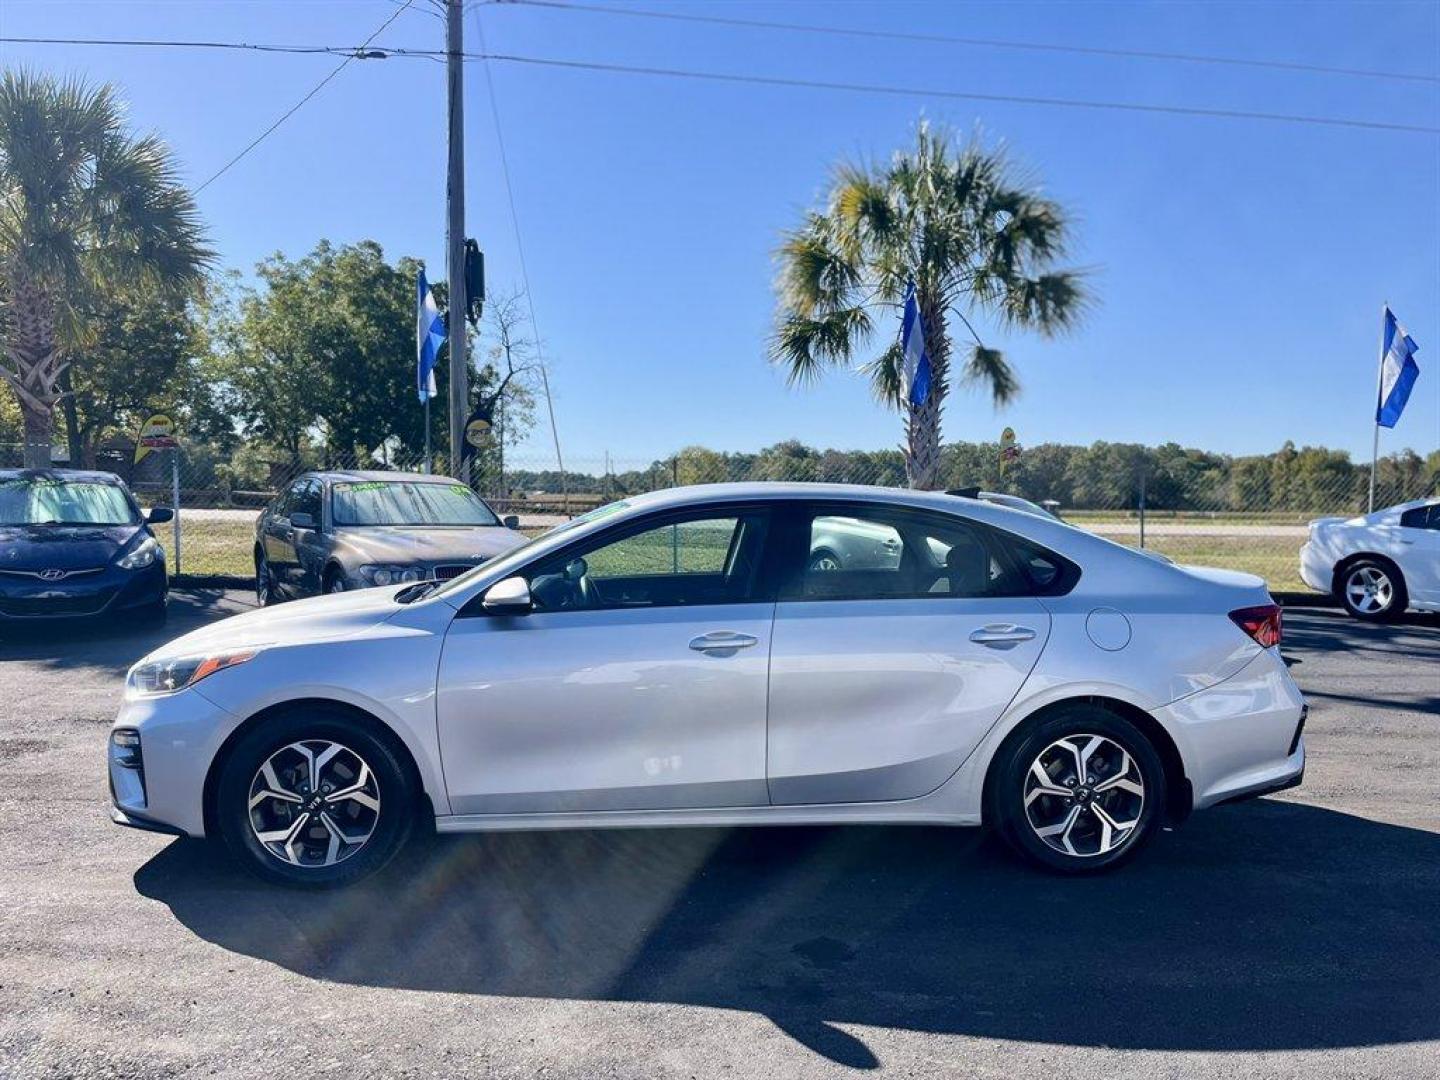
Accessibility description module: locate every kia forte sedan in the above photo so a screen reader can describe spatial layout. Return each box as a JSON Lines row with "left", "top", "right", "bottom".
{"left": 111, "top": 483, "right": 1306, "bottom": 887}
{"left": 0, "top": 469, "right": 171, "bottom": 623}
{"left": 253, "top": 470, "right": 528, "bottom": 603}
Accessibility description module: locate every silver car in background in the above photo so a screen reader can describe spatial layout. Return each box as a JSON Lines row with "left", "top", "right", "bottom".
{"left": 253, "top": 471, "right": 529, "bottom": 603}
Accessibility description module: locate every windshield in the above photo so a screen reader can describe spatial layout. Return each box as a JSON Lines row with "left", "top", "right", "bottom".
{"left": 331, "top": 481, "right": 500, "bottom": 527}
{"left": 0, "top": 478, "right": 138, "bottom": 526}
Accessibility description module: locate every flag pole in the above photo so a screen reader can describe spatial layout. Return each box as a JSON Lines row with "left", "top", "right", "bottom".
{"left": 424, "top": 396, "right": 432, "bottom": 475}
{"left": 1369, "top": 302, "right": 1387, "bottom": 512}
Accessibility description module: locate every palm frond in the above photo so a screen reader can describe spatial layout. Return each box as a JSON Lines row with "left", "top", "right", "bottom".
{"left": 770, "top": 305, "right": 874, "bottom": 387}
{"left": 1000, "top": 271, "right": 1090, "bottom": 336}
{"left": 857, "top": 339, "right": 905, "bottom": 407}
{"left": 961, "top": 343, "right": 1020, "bottom": 407}
{"left": 776, "top": 214, "right": 861, "bottom": 317}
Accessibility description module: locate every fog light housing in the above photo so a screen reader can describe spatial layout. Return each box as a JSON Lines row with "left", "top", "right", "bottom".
{"left": 109, "top": 729, "right": 147, "bottom": 808}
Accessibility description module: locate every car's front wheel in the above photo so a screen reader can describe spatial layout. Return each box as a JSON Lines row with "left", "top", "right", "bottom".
{"left": 214, "top": 707, "right": 418, "bottom": 888}
{"left": 255, "top": 551, "right": 278, "bottom": 607}
{"left": 1338, "top": 559, "right": 1407, "bottom": 622}
{"left": 992, "top": 705, "right": 1166, "bottom": 874}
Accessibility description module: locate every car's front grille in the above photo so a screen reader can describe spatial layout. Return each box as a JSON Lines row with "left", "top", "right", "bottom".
{"left": 0, "top": 589, "right": 115, "bottom": 617}
{"left": 0, "top": 566, "right": 105, "bottom": 581}
{"left": 433, "top": 562, "right": 481, "bottom": 581}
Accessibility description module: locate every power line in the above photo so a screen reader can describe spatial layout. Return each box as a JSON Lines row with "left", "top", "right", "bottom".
{"left": 475, "top": 52, "right": 1440, "bottom": 136}
{"left": 7, "top": 34, "right": 1435, "bottom": 136}
{"left": 0, "top": 35, "right": 368, "bottom": 57}
{"left": 194, "top": 1, "right": 415, "bottom": 194}
{"left": 470, "top": 3, "right": 569, "bottom": 495}
{"left": 493, "top": 0, "right": 1440, "bottom": 86}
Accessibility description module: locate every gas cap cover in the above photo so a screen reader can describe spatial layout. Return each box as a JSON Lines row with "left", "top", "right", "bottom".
{"left": 1086, "top": 607, "right": 1132, "bottom": 652}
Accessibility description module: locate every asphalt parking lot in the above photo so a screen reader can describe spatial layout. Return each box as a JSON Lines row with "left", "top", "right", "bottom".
{"left": 1, "top": 593, "right": 1436, "bottom": 1079}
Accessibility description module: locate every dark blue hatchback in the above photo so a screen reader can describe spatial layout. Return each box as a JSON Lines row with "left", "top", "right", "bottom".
{"left": 0, "top": 470, "right": 172, "bottom": 623}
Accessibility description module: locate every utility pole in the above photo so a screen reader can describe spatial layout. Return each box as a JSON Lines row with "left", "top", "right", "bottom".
{"left": 445, "top": 0, "right": 468, "bottom": 480}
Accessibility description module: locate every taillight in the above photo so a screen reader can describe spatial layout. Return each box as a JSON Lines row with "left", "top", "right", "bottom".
{"left": 1230, "top": 604, "right": 1283, "bottom": 648}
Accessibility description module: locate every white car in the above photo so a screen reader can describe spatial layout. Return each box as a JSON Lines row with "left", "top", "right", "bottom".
{"left": 110, "top": 483, "right": 1305, "bottom": 887}
{"left": 1300, "top": 499, "right": 1440, "bottom": 621}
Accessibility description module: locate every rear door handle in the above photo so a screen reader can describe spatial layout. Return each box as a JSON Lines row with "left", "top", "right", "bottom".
{"left": 969, "top": 624, "right": 1037, "bottom": 649}
{"left": 689, "top": 631, "right": 759, "bottom": 652}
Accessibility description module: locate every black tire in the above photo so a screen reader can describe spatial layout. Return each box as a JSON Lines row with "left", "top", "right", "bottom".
{"left": 991, "top": 704, "right": 1167, "bottom": 875}
{"left": 214, "top": 706, "right": 418, "bottom": 888}
{"left": 323, "top": 565, "right": 347, "bottom": 595}
{"left": 1336, "top": 558, "right": 1407, "bottom": 623}
{"left": 255, "top": 550, "right": 278, "bottom": 607}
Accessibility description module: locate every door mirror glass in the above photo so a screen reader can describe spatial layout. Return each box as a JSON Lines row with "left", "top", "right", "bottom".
{"left": 146, "top": 506, "right": 174, "bottom": 525}
{"left": 289, "top": 511, "right": 317, "bottom": 530}
{"left": 483, "top": 575, "right": 532, "bottom": 613}
{"left": 503, "top": 514, "right": 520, "bottom": 529}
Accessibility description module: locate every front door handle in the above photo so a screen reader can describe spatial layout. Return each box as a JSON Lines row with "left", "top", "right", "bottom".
{"left": 689, "top": 631, "right": 759, "bottom": 653}
{"left": 969, "top": 624, "right": 1037, "bottom": 649}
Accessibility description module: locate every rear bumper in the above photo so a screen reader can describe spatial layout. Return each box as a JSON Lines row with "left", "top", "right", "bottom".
{"left": 1155, "top": 648, "right": 1307, "bottom": 811}
{"left": 1298, "top": 542, "right": 1332, "bottom": 595}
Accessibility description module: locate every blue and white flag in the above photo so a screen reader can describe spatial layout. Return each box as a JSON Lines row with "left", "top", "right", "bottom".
{"left": 1377, "top": 307, "right": 1420, "bottom": 429}
{"left": 901, "top": 280, "right": 932, "bottom": 408}
{"left": 416, "top": 268, "right": 446, "bottom": 403}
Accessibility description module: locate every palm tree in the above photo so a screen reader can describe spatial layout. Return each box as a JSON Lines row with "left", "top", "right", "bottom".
{"left": 772, "top": 122, "right": 1088, "bottom": 489}
{"left": 0, "top": 70, "right": 209, "bottom": 468}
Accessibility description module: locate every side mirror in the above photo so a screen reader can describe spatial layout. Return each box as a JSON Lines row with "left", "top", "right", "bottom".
{"left": 503, "top": 515, "right": 520, "bottom": 530}
{"left": 146, "top": 507, "right": 174, "bottom": 525}
{"left": 289, "top": 511, "right": 317, "bottom": 530}
{"left": 482, "top": 575, "right": 532, "bottom": 614}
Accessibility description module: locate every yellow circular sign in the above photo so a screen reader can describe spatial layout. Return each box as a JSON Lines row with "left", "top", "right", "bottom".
{"left": 464, "top": 417, "right": 493, "bottom": 449}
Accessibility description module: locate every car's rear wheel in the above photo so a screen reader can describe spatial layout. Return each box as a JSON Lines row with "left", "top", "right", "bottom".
{"left": 992, "top": 704, "right": 1166, "bottom": 874}
{"left": 214, "top": 707, "right": 417, "bottom": 888}
{"left": 1338, "top": 559, "right": 1406, "bottom": 622}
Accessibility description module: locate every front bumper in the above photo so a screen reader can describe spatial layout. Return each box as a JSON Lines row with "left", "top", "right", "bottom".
{"left": 0, "top": 559, "right": 165, "bottom": 620}
{"left": 109, "top": 687, "right": 236, "bottom": 838}
{"left": 1155, "top": 647, "right": 1307, "bottom": 811}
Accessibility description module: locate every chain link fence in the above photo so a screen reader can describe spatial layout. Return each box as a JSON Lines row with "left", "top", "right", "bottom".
{"left": 4, "top": 440, "right": 1436, "bottom": 591}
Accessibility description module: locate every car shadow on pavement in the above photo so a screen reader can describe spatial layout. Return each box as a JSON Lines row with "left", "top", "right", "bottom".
{"left": 0, "top": 589, "right": 248, "bottom": 674}
{"left": 135, "top": 799, "right": 1439, "bottom": 1068}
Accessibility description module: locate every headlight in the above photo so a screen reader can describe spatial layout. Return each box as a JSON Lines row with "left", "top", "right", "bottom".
{"left": 126, "top": 650, "right": 258, "bottom": 698}
{"left": 117, "top": 536, "right": 161, "bottom": 570}
{"left": 362, "top": 565, "right": 423, "bottom": 586}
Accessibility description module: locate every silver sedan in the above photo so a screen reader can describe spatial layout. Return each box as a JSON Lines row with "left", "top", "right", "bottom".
{"left": 113, "top": 483, "right": 1305, "bottom": 887}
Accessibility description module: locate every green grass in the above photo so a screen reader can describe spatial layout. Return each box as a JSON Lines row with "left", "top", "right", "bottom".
{"left": 162, "top": 518, "right": 1311, "bottom": 594}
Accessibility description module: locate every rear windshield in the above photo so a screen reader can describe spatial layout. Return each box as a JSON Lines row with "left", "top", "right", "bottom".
{"left": 331, "top": 481, "right": 500, "bottom": 527}
{"left": 0, "top": 478, "right": 138, "bottom": 526}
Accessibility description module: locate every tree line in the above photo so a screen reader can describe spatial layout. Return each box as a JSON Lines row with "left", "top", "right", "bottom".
{"left": 501, "top": 439, "right": 1440, "bottom": 515}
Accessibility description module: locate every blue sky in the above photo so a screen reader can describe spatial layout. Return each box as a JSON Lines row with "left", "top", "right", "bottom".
{"left": 3, "top": 0, "right": 1438, "bottom": 468}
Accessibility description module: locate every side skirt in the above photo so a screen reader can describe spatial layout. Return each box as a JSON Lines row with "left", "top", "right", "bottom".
{"left": 435, "top": 803, "right": 982, "bottom": 834}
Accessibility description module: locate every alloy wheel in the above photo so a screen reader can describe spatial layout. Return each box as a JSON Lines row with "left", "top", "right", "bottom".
{"left": 247, "top": 740, "right": 381, "bottom": 868}
{"left": 1345, "top": 566, "right": 1393, "bottom": 615}
{"left": 1023, "top": 734, "right": 1145, "bottom": 858}
{"left": 809, "top": 553, "right": 841, "bottom": 572}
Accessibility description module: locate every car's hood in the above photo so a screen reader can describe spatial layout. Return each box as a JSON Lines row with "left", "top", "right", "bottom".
{"left": 142, "top": 586, "right": 406, "bottom": 662}
{"left": 331, "top": 525, "right": 526, "bottom": 564}
{"left": 0, "top": 523, "right": 141, "bottom": 572}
